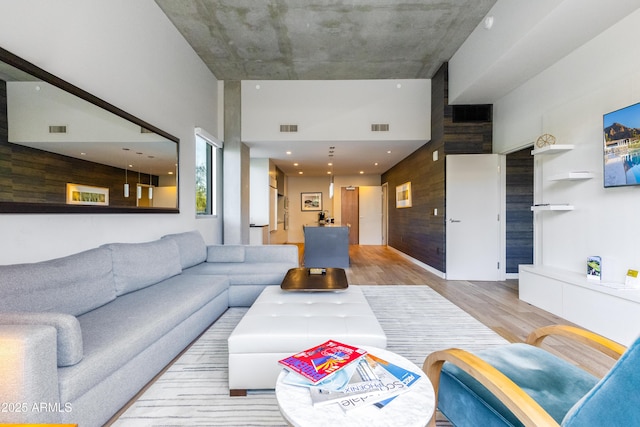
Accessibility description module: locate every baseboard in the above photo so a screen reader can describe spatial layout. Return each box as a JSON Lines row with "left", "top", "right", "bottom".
{"left": 387, "top": 246, "right": 446, "bottom": 279}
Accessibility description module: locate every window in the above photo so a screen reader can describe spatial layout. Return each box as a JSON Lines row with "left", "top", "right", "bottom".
{"left": 195, "top": 128, "right": 222, "bottom": 216}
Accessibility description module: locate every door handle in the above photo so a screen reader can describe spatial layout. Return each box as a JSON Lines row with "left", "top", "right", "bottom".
{"left": 449, "top": 219, "right": 461, "bottom": 223}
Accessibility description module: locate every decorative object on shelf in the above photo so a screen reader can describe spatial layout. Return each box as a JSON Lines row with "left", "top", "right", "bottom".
{"left": 301, "top": 192, "right": 322, "bottom": 211}
{"left": 587, "top": 256, "right": 601, "bottom": 281}
{"left": 395, "top": 181, "right": 412, "bottom": 208}
{"left": 625, "top": 269, "right": 640, "bottom": 288}
{"left": 535, "top": 133, "right": 556, "bottom": 148}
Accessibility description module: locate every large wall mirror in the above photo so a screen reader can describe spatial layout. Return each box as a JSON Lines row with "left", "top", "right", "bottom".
{"left": 0, "top": 46, "right": 179, "bottom": 213}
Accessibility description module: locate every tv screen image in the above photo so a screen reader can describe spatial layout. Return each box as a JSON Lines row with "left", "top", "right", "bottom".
{"left": 604, "top": 101, "right": 640, "bottom": 187}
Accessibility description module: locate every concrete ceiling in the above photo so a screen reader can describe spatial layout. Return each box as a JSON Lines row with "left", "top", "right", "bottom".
{"left": 155, "top": 0, "right": 497, "bottom": 81}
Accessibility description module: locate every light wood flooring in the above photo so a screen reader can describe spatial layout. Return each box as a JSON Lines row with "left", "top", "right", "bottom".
{"left": 300, "top": 244, "right": 617, "bottom": 378}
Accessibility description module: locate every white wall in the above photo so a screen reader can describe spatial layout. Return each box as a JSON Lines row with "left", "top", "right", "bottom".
{"left": 287, "top": 176, "right": 331, "bottom": 243}
{"left": 0, "top": 0, "right": 222, "bottom": 263}
{"left": 491, "top": 9, "right": 640, "bottom": 283}
{"left": 241, "top": 79, "right": 430, "bottom": 142}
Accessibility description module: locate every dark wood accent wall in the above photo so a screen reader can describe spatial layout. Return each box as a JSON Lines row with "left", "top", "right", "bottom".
{"left": 0, "top": 80, "right": 156, "bottom": 207}
{"left": 505, "top": 147, "right": 534, "bottom": 273}
{"left": 382, "top": 63, "right": 493, "bottom": 273}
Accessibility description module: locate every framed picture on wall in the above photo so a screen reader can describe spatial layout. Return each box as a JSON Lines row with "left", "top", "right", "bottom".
{"left": 396, "top": 182, "right": 412, "bottom": 208}
{"left": 66, "top": 183, "right": 109, "bottom": 206}
{"left": 301, "top": 192, "right": 322, "bottom": 211}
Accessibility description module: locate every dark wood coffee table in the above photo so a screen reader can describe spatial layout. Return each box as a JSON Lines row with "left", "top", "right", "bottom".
{"left": 280, "top": 267, "right": 348, "bottom": 291}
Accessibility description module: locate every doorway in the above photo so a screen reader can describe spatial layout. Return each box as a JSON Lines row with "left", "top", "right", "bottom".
{"left": 446, "top": 154, "right": 502, "bottom": 280}
{"left": 505, "top": 147, "right": 534, "bottom": 274}
{"left": 341, "top": 186, "right": 359, "bottom": 244}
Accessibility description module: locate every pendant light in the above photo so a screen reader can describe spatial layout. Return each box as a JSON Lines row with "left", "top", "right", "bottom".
{"left": 148, "top": 156, "right": 154, "bottom": 200}
{"left": 148, "top": 178, "right": 153, "bottom": 200}
{"left": 328, "top": 148, "right": 335, "bottom": 199}
{"left": 123, "top": 148, "right": 130, "bottom": 197}
{"left": 136, "top": 152, "right": 143, "bottom": 199}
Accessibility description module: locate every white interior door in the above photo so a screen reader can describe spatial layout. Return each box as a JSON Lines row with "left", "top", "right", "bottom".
{"left": 446, "top": 154, "right": 501, "bottom": 280}
{"left": 359, "top": 186, "right": 383, "bottom": 245}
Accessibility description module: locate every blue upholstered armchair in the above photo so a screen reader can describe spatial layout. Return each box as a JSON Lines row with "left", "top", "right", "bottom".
{"left": 423, "top": 325, "right": 636, "bottom": 427}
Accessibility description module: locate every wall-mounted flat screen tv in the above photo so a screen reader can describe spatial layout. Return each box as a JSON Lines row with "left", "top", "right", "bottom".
{"left": 604, "top": 101, "right": 640, "bottom": 187}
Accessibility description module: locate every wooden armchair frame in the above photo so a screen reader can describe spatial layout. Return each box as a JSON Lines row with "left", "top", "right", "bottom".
{"left": 423, "top": 325, "right": 626, "bottom": 427}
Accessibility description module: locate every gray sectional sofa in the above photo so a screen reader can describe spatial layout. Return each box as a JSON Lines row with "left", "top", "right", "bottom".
{"left": 0, "top": 230, "right": 298, "bottom": 427}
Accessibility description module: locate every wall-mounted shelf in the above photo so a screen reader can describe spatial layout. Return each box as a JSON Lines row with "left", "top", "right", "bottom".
{"left": 531, "top": 144, "right": 575, "bottom": 155}
{"left": 531, "top": 204, "right": 574, "bottom": 211}
{"left": 548, "top": 171, "right": 594, "bottom": 181}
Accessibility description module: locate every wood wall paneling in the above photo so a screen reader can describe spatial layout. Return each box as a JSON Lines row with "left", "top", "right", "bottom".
{"left": 382, "top": 63, "right": 493, "bottom": 274}
{"left": 505, "top": 147, "right": 534, "bottom": 273}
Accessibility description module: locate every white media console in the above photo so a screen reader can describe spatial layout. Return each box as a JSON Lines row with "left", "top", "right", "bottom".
{"left": 519, "top": 265, "right": 640, "bottom": 346}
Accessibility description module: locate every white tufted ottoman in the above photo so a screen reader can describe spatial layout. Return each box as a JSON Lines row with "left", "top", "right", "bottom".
{"left": 228, "top": 286, "right": 387, "bottom": 395}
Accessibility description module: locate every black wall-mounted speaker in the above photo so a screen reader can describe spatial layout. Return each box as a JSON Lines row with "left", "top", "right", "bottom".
{"left": 452, "top": 104, "right": 492, "bottom": 123}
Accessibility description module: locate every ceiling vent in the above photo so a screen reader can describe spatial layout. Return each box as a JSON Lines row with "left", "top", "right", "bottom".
{"left": 49, "top": 125, "right": 67, "bottom": 134}
{"left": 371, "top": 123, "right": 390, "bottom": 132}
{"left": 280, "top": 124, "right": 298, "bottom": 133}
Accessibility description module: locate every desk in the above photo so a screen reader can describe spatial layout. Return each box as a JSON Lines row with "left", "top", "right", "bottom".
{"left": 275, "top": 346, "right": 435, "bottom": 427}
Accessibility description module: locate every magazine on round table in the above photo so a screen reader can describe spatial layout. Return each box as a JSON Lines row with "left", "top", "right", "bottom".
{"left": 309, "top": 353, "right": 422, "bottom": 411}
{"left": 278, "top": 340, "right": 368, "bottom": 385}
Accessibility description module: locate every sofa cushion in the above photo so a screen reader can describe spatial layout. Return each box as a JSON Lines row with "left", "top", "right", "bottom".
{"left": 162, "top": 230, "right": 207, "bottom": 269}
{"left": 57, "top": 274, "right": 229, "bottom": 403}
{"left": 103, "top": 239, "right": 182, "bottom": 296}
{"left": 0, "top": 312, "right": 83, "bottom": 367}
{"left": 0, "top": 247, "right": 116, "bottom": 316}
{"left": 207, "top": 245, "right": 245, "bottom": 263}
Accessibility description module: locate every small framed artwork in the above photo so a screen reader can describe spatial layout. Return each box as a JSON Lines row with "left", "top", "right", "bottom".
{"left": 301, "top": 192, "right": 322, "bottom": 211}
{"left": 396, "top": 182, "right": 412, "bottom": 208}
{"left": 66, "top": 183, "right": 109, "bottom": 206}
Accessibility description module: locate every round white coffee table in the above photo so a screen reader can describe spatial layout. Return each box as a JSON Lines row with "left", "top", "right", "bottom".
{"left": 275, "top": 346, "right": 435, "bottom": 427}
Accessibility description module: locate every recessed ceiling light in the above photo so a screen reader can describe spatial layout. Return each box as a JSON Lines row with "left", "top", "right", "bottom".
{"left": 298, "top": 171, "right": 303, "bottom": 175}
{"left": 387, "top": 150, "right": 392, "bottom": 154}
{"left": 286, "top": 151, "right": 292, "bottom": 155}
{"left": 359, "top": 171, "right": 364, "bottom": 174}
{"left": 293, "top": 162, "right": 299, "bottom": 166}
{"left": 374, "top": 162, "right": 379, "bottom": 166}
{"left": 327, "top": 171, "right": 332, "bottom": 175}
{"left": 484, "top": 15, "right": 494, "bottom": 30}
{"left": 328, "top": 162, "right": 333, "bottom": 166}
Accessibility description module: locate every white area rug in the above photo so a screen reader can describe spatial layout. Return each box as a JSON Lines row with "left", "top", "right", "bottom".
{"left": 112, "top": 285, "right": 508, "bottom": 426}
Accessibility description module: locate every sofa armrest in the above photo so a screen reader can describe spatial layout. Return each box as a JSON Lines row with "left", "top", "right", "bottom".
{"left": 0, "top": 312, "right": 83, "bottom": 366}
{"left": 0, "top": 325, "right": 62, "bottom": 423}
